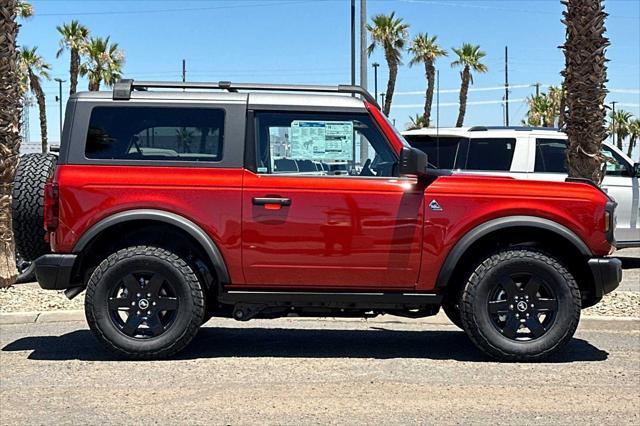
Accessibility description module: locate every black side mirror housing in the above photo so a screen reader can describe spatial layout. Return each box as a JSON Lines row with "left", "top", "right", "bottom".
{"left": 634, "top": 162, "right": 640, "bottom": 177}
{"left": 399, "top": 146, "right": 428, "bottom": 177}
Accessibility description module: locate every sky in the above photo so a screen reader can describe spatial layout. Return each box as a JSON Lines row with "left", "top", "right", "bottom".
{"left": 17, "top": 0, "right": 640, "bottom": 150}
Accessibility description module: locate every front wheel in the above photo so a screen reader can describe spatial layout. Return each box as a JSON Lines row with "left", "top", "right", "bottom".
{"left": 460, "top": 249, "right": 581, "bottom": 361}
{"left": 85, "top": 246, "right": 205, "bottom": 359}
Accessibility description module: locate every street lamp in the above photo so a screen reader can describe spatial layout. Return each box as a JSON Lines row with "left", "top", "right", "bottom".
{"left": 54, "top": 78, "right": 66, "bottom": 144}
{"left": 372, "top": 62, "right": 379, "bottom": 100}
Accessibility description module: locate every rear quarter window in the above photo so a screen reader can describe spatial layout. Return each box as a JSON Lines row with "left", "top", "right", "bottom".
{"left": 535, "top": 138, "right": 568, "bottom": 173}
{"left": 85, "top": 106, "right": 224, "bottom": 161}
{"left": 464, "top": 138, "right": 516, "bottom": 171}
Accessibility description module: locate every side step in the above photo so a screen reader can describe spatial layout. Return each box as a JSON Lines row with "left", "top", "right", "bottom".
{"left": 218, "top": 290, "right": 443, "bottom": 321}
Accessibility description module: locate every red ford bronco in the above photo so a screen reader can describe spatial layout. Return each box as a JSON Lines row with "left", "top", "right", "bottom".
{"left": 17, "top": 80, "right": 621, "bottom": 360}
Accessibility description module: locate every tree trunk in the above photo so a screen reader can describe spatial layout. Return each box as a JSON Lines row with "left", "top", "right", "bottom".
{"left": 383, "top": 45, "right": 397, "bottom": 116}
{"left": 628, "top": 136, "right": 637, "bottom": 158}
{"left": 69, "top": 48, "right": 79, "bottom": 95}
{"left": 616, "top": 130, "right": 623, "bottom": 151}
{"left": 30, "top": 74, "right": 48, "bottom": 153}
{"left": 455, "top": 67, "right": 470, "bottom": 127}
{"left": 561, "top": 0, "right": 609, "bottom": 183}
{"left": 424, "top": 62, "right": 435, "bottom": 127}
{"left": 0, "top": 0, "right": 21, "bottom": 287}
{"left": 89, "top": 79, "right": 100, "bottom": 91}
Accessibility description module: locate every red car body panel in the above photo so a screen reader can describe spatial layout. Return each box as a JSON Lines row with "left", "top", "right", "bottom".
{"left": 52, "top": 165, "right": 246, "bottom": 284}
{"left": 240, "top": 170, "right": 423, "bottom": 289}
{"left": 51, "top": 164, "right": 611, "bottom": 293}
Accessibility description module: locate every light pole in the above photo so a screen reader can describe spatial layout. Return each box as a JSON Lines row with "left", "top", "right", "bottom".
{"left": 611, "top": 101, "right": 617, "bottom": 147}
{"left": 380, "top": 92, "right": 385, "bottom": 109}
{"left": 54, "top": 78, "right": 66, "bottom": 143}
{"left": 372, "top": 62, "right": 379, "bottom": 100}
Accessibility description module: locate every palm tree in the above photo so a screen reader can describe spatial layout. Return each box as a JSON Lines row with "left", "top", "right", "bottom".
{"left": 608, "top": 110, "right": 632, "bottom": 151}
{"left": 524, "top": 94, "right": 554, "bottom": 127}
{"left": 408, "top": 33, "right": 447, "bottom": 127}
{"left": 1, "top": 0, "right": 32, "bottom": 287}
{"left": 451, "top": 43, "right": 488, "bottom": 127}
{"left": 367, "top": 12, "right": 409, "bottom": 116}
{"left": 627, "top": 118, "right": 640, "bottom": 159}
{"left": 20, "top": 47, "right": 51, "bottom": 153}
{"left": 406, "top": 113, "right": 427, "bottom": 130}
{"left": 80, "top": 36, "right": 125, "bottom": 91}
{"left": 56, "top": 20, "right": 89, "bottom": 95}
{"left": 561, "top": 0, "right": 609, "bottom": 183}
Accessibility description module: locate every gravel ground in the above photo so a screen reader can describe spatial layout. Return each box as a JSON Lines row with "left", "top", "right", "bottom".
{"left": 1, "top": 282, "right": 638, "bottom": 317}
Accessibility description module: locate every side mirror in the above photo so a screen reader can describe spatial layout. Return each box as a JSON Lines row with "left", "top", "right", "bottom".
{"left": 399, "top": 146, "right": 428, "bottom": 177}
{"left": 634, "top": 163, "right": 640, "bottom": 178}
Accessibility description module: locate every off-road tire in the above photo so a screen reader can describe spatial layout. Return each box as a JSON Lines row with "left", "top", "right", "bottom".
{"left": 460, "top": 248, "right": 581, "bottom": 362}
{"left": 85, "top": 246, "right": 205, "bottom": 359}
{"left": 12, "top": 153, "right": 57, "bottom": 261}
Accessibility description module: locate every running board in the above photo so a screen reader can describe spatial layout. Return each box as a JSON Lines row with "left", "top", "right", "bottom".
{"left": 218, "top": 290, "right": 442, "bottom": 309}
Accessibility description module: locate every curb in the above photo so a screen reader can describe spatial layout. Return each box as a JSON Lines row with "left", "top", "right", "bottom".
{"left": 0, "top": 309, "right": 638, "bottom": 325}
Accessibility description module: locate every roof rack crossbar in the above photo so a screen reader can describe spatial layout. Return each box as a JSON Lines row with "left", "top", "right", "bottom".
{"left": 112, "top": 79, "right": 379, "bottom": 107}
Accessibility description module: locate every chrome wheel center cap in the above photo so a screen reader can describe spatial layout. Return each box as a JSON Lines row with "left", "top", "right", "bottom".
{"left": 516, "top": 301, "right": 528, "bottom": 312}
{"left": 138, "top": 299, "right": 150, "bottom": 310}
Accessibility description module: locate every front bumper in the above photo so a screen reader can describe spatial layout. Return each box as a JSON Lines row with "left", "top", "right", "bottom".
{"left": 588, "top": 257, "right": 622, "bottom": 299}
{"left": 34, "top": 254, "right": 78, "bottom": 290}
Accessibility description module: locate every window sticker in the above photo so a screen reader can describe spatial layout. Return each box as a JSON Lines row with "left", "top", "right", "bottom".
{"left": 290, "top": 120, "right": 353, "bottom": 161}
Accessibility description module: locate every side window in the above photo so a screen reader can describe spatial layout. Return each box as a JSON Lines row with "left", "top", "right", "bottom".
{"left": 464, "top": 138, "right": 516, "bottom": 171}
{"left": 601, "top": 145, "right": 631, "bottom": 177}
{"left": 85, "top": 107, "right": 224, "bottom": 161}
{"left": 535, "top": 138, "right": 568, "bottom": 173}
{"left": 404, "top": 135, "right": 464, "bottom": 169}
{"left": 255, "top": 112, "right": 397, "bottom": 177}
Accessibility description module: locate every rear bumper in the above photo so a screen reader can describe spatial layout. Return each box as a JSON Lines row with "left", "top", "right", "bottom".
{"left": 34, "top": 254, "right": 77, "bottom": 290}
{"left": 588, "top": 257, "right": 622, "bottom": 299}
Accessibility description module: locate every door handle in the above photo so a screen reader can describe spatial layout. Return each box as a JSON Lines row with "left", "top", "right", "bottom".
{"left": 252, "top": 197, "right": 292, "bottom": 206}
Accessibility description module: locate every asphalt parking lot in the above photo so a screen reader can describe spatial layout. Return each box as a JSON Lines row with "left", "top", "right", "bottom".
{"left": 1, "top": 315, "right": 639, "bottom": 425}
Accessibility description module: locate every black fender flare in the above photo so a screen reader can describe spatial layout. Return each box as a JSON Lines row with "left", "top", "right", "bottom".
{"left": 435, "top": 215, "right": 592, "bottom": 288}
{"left": 73, "top": 209, "right": 230, "bottom": 284}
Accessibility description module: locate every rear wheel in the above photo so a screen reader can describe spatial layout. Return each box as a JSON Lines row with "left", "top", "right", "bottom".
{"left": 460, "top": 248, "right": 580, "bottom": 361}
{"left": 85, "top": 246, "right": 205, "bottom": 359}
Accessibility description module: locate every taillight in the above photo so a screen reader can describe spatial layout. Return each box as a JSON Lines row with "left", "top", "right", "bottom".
{"left": 44, "top": 181, "right": 59, "bottom": 232}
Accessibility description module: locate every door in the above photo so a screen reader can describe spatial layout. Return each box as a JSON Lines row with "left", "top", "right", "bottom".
{"left": 529, "top": 137, "right": 640, "bottom": 244}
{"left": 241, "top": 110, "right": 424, "bottom": 289}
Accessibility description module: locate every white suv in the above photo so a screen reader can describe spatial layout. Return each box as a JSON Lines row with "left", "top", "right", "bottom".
{"left": 403, "top": 126, "right": 640, "bottom": 248}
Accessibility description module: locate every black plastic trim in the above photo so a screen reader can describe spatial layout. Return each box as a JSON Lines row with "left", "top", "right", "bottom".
{"left": 588, "top": 257, "right": 622, "bottom": 298}
{"left": 435, "top": 216, "right": 593, "bottom": 288}
{"left": 218, "top": 290, "right": 442, "bottom": 309}
{"left": 34, "top": 254, "right": 78, "bottom": 290}
{"left": 73, "top": 209, "right": 230, "bottom": 284}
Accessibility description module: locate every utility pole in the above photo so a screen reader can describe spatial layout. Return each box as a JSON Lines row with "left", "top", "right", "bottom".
{"left": 535, "top": 82, "right": 540, "bottom": 97}
{"left": 54, "top": 78, "right": 66, "bottom": 144}
{"left": 359, "top": 0, "right": 368, "bottom": 164}
{"left": 372, "top": 62, "right": 379, "bottom": 100}
{"left": 350, "top": 0, "right": 356, "bottom": 91}
{"left": 182, "top": 59, "right": 186, "bottom": 82}
{"left": 611, "top": 101, "right": 617, "bottom": 147}
{"left": 504, "top": 46, "right": 509, "bottom": 127}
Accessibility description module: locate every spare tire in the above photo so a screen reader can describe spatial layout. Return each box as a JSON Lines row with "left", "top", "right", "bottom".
{"left": 11, "top": 153, "right": 57, "bottom": 261}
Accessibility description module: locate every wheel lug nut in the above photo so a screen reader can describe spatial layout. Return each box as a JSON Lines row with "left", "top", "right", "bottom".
{"left": 153, "top": 302, "right": 157, "bottom": 306}
{"left": 147, "top": 293, "right": 151, "bottom": 298}
{"left": 515, "top": 314, "right": 519, "bottom": 318}
{"left": 509, "top": 304, "right": 514, "bottom": 310}
{"left": 136, "top": 310, "right": 140, "bottom": 315}
{"left": 147, "top": 311, "right": 151, "bottom": 315}
{"left": 131, "top": 302, "right": 135, "bottom": 306}
{"left": 136, "top": 293, "right": 141, "bottom": 297}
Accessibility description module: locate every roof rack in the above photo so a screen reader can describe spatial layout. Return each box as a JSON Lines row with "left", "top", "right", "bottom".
{"left": 112, "top": 79, "right": 379, "bottom": 107}
{"left": 468, "top": 126, "right": 561, "bottom": 132}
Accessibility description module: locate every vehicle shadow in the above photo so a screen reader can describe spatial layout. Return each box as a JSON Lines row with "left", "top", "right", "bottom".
{"left": 617, "top": 256, "right": 640, "bottom": 269}
{"left": 2, "top": 326, "right": 608, "bottom": 363}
